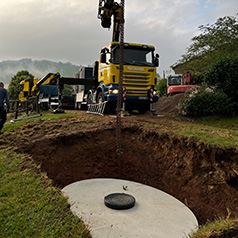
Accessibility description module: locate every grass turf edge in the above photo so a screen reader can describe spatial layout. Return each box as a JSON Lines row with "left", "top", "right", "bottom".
{"left": 0, "top": 149, "right": 91, "bottom": 238}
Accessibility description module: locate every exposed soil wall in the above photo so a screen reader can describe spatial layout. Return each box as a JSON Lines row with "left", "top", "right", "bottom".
{"left": 22, "top": 125, "right": 238, "bottom": 225}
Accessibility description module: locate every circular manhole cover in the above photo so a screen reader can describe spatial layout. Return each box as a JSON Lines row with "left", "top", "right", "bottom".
{"left": 104, "top": 193, "right": 136, "bottom": 210}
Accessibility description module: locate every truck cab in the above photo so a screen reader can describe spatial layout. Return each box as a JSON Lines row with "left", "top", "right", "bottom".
{"left": 97, "top": 41, "right": 159, "bottom": 113}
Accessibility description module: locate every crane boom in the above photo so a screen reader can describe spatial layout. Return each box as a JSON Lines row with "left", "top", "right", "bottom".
{"left": 98, "top": 0, "right": 122, "bottom": 42}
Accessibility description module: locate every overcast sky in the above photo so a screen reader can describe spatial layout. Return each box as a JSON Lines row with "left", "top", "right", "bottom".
{"left": 0, "top": 0, "right": 237, "bottom": 76}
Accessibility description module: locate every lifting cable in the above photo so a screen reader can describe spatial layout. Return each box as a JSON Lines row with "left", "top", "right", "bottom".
{"left": 116, "top": 0, "right": 125, "bottom": 155}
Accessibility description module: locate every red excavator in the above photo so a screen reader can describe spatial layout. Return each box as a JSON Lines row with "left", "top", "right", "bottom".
{"left": 167, "top": 71, "right": 198, "bottom": 96}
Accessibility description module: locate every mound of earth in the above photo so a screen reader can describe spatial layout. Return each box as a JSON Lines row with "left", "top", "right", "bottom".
{"left": 153, "top": 94, "right": 184, "bottom": 115}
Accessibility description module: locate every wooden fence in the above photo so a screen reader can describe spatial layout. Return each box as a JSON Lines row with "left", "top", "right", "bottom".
{"left": 9, "top": 96, "right": 40, "bottom": 119}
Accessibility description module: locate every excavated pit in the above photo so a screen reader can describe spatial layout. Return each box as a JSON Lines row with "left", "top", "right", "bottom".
{"left": 24, "top": 126, "right": 238, "bottom": 224}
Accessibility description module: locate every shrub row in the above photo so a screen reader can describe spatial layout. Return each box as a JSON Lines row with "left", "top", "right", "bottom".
{"left": 178, "top": 58, "right": 238, "bottom": 117}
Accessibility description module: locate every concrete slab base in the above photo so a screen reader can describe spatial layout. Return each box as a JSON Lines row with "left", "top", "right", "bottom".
{"left": 62, "top": 178, "right": 198, "bottom": 238}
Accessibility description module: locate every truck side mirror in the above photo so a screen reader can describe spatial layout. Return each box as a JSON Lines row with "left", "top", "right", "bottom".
{"left": 101, "top": 53, "right": 106, "bottom": 63}
{"left": 93, "top": 61, "right": 99, "bottom": 78}
{"left": 155, "top": 54, "right": 159, "bottom": 67}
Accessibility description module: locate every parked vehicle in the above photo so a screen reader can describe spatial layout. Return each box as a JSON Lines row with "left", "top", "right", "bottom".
{"left": 167, "top": 72, "right": 198, "bottom": 96}
{"left": 18, "top": 73, "right": 59, "bottom": 110}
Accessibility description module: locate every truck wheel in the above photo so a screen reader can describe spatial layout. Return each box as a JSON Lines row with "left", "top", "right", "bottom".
{"left": 97, "top": 92, "right": 104, "bottom": 104}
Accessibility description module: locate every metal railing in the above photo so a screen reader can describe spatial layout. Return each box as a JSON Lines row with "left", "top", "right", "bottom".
{"left": 87, "top": 102, "right": 107, "bottom": 116}
{"left": 9, "top": 96, "right": 40, "bottom": 120}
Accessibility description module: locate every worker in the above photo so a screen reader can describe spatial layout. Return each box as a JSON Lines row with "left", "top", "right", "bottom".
{"left": 0, "top": 82, "right": 10, "bottom": 134}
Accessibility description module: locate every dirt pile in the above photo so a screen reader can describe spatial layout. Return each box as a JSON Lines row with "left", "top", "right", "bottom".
{"left": 154, "top": 94, "right": 184, "bottom": 115}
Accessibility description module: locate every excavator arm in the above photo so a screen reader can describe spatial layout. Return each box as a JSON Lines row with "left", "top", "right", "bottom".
{"left": 98, "top": 0, "right": 122, "bottom": 42}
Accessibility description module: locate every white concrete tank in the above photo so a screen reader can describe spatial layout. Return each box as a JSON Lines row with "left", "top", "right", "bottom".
{"left": 62, "top": 178, "right": 198, "bottom": 238}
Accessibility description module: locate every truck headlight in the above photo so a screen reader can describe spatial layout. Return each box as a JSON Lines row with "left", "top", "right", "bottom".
{"left": 153, "top": 90, "right": 157, "bottom": 95}
{"left": 109, "top": 89, "right": 118, "bottom": 94}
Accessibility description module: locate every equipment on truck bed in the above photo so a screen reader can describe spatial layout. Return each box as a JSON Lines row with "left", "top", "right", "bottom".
{"left": 19, "top": 77, "right": 39, "bottom": 102}
{"left": 19, "top": 73, "right": 59, "bottom": 110}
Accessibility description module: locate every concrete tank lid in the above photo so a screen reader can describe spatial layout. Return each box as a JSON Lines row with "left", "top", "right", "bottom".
{"left": 62, "top": 178, "right": 198, "bottom": 238}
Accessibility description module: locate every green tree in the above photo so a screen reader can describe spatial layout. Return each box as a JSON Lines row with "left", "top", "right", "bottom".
{"left": 8, "top": 70, "right": 34, "bottom": 100}
{"left": 156, "top": 78, "right": 167, "bottom": 97}
{"left": 185, "top": 16, "right": 237, "bottom": 60}
{"left": 205, "top": 58, "right": 238, "bottom": 114}
{"left": 172, "top": 15, "right": 238, "bottom": 74}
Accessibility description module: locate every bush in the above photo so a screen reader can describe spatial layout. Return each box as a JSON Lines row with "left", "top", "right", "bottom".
{"left": 205, "top": 58, "right": 238, "bottom": 103}
{"left": 191, "top": 73, "right": 205, "bottom": 85}
{"left": 178, "top": 87, "right": 232, "bottom": 117}
{"left": 156, "top": 78, "right": 167, "bottom": 97}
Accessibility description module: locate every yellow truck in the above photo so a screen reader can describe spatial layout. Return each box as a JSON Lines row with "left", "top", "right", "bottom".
{"left": 85, "top": 0, "right": 159, "bottom": 113}
{"left": 58, "top": 0, "right": 159, "bottom": 114}
{"left": 90, "top": 41, "right": 159, "bottom": 113}
{"left": 39, "top": 0, "right": 160, "bottom": 114}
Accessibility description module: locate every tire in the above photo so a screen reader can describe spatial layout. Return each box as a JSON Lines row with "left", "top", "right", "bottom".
{"left": 104, "top": 193, "right": 136, "bottom": 210}
{"left": 97, "top": 91, "right": 104, "bottom": 104}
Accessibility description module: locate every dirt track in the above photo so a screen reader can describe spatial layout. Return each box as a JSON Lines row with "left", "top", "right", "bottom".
{"left": 1, "top": 95, "right": 238, "bottom": 225}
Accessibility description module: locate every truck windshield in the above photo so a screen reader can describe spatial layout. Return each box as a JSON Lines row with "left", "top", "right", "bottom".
{"left": 111, "top": 46, "right": 155, "bottom": 66}
{"left": 168, "top": 76, "right": 182, "bottom": 86}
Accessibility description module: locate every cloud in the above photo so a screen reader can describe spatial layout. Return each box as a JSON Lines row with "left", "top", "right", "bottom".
{"left": 0, "top": 0, "right": 103, "bottom": 63}
{"left": 0, "top": 0, "right": 237, "bottom": 76}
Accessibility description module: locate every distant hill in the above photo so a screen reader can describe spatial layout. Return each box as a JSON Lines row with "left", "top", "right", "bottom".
{"left": 0, "top": 59, "right": 82, "bottom": 84}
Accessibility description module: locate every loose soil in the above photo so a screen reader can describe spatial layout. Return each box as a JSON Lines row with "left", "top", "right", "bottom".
{"left": 1, "top": 96, "right": 238, "bottom": 227}
{"left": 154, "top": 93, "right": 184, "bottom": 115}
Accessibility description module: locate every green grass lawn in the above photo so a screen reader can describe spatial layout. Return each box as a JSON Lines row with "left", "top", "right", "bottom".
{"left": 3, "top": 111, "right": 78, "bottom": 133}
{"left": 176, "top": 117, "right": 238, "bottom": 149}
{"left": 0, "top": 150, "right": 90, "bottom": 238}
{"left": 174, "top": 122, "right": 238, "bottom": 149}
{"left": 146, "top": 116, "right": 238, "bottom": 149}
